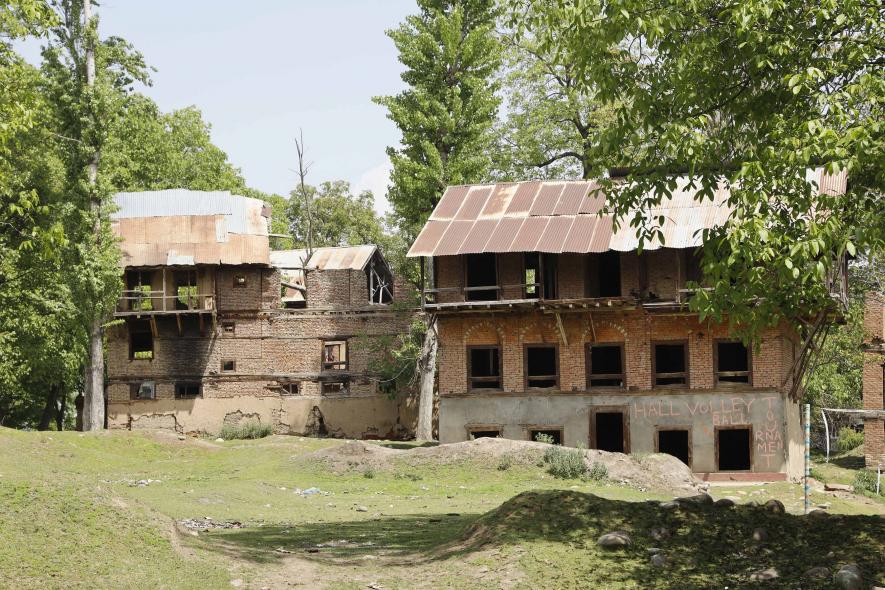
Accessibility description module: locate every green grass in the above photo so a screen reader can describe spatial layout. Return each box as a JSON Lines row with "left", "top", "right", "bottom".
{"left": 218, "top": 420, "right": 272, "bottom": 440}
{"left": 1, "top": 427, "right": 883, "bottom": 589}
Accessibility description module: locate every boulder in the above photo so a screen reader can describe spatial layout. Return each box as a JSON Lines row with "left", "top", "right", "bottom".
{"left": 714, "top": 498, "right": 735, "bottom": 508}
{"left": 804, "top": 566, "right": 829, "bottom": 579}
{"left": 597, "top": 531, "right": 632, "bottom": 548}
{"left": 659, "top": 501, "right": 679, "bottom": 510}
{"left": 752, "top": 528, "right": 768, "bottom": 542}
{"left": 650, "top": 527, "right": 671, "bottom": 541}
{"left": 834, "top": 564, "right": 862, "bottom": 590}
{"left": 763, "top": 499, "right": 785, "bottom": 514}
{"left": 807, "top": 509, "right": 829, "bottom": 519}
{"left": 749, "top": 567, "right": 780, "bottom": 582}
{"left": 824, "top": 483, "right": 853, "bottom": 492}
{"left": 675, "top": 492, "right": 714, "bottom": 506}
{"left": 650, "top": 553, "right": 668, "bottom": 567}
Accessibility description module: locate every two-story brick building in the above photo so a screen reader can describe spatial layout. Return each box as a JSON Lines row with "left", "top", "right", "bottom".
{"left": 408, "top": 174, "right": 846, "bottom": 479}
{"left": 106, "top": 189, "right": 415, "bottom": 437}
{"left": 863, "top": 292, "right": 885, "bottom": 468}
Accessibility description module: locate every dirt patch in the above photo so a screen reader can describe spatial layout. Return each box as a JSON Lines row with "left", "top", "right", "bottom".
{"left": 307, "top": 438, "right": 699, "bottom": 494}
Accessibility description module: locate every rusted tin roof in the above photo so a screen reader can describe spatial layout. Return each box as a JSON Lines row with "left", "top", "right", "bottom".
{"left": 111, "top": 190, "right": 271, "bottom": 267}
{"left": 270, "top": 245, "right": 379, "bottom": 271}
{"left": 407, "top": 169, "right": 846, "bottom": 257}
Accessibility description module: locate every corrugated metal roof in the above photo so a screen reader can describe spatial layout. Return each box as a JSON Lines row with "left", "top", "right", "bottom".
{"left": 270, "top": 245, "right": 379, "bottom": 271}
{"left": 407, "top": 169, "right": 846, "bottom": 257}
{"left": 112, "top": 190, "right": 271, "bottom": 266}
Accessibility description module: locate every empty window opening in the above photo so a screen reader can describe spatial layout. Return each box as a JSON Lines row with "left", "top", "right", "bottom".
{"left": 587, "top": 344, "right": 625, "bottom": 388}
{"left": 322, "top": 381, "right": 348, "bottom": 395}
{"left": 323, "top": 340, "right": 348, "bottom": 371}
{"left": 233, "top": 274, "right": 247, "bottom": 288}
{"left": 174, "top": 270, "right": 198, "bottom": 310}
{"left": 525, "top": 345, "right": 558, "bottom": 389}
{"left": 716, "top": 341, "right": 751, "bottom": 384}
{"left": 470, "top": 430, "right": 501, "bottom": 440}
{"left": 221, "top": 322, "right": 235, "bottom": 335}
{"left": 465, "top": 253, "right": 498, "bottom": 301}
{"left": 367, "top": 256, "right": 394, "bottom": 304}
{"left": 129, "top": 381, "right": 156, "bottom": 400}
{"left": 593, "top": 411, "right": 626, "bottom": 453}
{"left": 468, "top": 346, "right": 502, "bottom": 390}
{"left": 685, "top": 248, "right": 704, "bottom": 286}
{"left": 221, "top": 359, "right": 236, "bottom": 372}
{"left": 542, "top": 254, "right": 558, "bottom": 298}
{"left": 125, "top": 270, "right": 154, "bottom": 311}
{"left": 129, "top": 320, "right": 153, "bottom": 360}
{"left": 598, "top": 251, "right": 621, "bottom": 297}
{"left": 654, "top": 342, "right": 688, "bottom": 386}
{"left": 279, "top": 382, "right": 300, "bottom": 396}
{"left": 530, "top": 429, "right": 562, "bottom": 445}
{"left": 657, "top": 429, "right": 691, "bottom": 467}
{"left": 524, "top": 253, "right": 540, "bottom": 298}
{"left": 717, "top": 427, "right": 752, "bottom": 471}
{"left": 175, "top": 382, "right": 201, "bottom": 399}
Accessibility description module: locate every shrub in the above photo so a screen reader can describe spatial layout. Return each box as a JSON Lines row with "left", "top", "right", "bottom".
{"left": 835, "top": 427, "right": 864, "bottom": 452}
{"left": 394, "top": 472, "right": 422, "bottom": 481}
{"left": 218, "top": 420, "right": 272, "bottom": 441}
{"left": 497, "top": 455, "right": 513, "bottom": 471}
{"left": 853, "top": 469, "right": 879, "bottom": 495}
{"left": 534, "top": 432, "right": 555, "bottom": 445}
{"left": 544, "top": 445, "right": 587, "bottom": 479}
{"left": 363, "top": 467, "right": 376, "bottom": 479}
{"left": 584, "top": 462, "right": 608, "bottom": 482}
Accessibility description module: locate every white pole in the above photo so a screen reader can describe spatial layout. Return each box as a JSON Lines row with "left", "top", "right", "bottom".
{"left": 804, "top": 404, "right": 811, "bottom": 514}
{"left": 820, "top": 409, "right": 830, "bottom": 463}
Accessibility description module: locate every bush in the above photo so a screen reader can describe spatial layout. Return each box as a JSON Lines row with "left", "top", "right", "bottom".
{"left": 218, "top": 420, "right": 272, "bottom": 441}
{"left": 363, "top": 467, "right": 376, "bottom": 479}
{"left": 544, "top": 445, "right": 587, "bottom": 479}
{"left": 853, "top": 469, "right": 880, "bottom": 495}
{"left": 534, "top": 432, "right": 555, "bottom": 445}
{"left": 835, "top": 427, "right": 864, "bottom": 452}
{"left": 584, "top": 462, "right": 608, "bottom": 482}
{"left": 497, "top": 455, "right": 513, "bottom": 471}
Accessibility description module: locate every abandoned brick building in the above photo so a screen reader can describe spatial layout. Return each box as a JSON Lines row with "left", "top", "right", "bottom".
{"left": 863, "top": 292, "right": 885, "bottom": 468}
{"left": 106, "top": 189, "right": 415, "bottom": 437}
{"left": 408, "top": 173, "right": 847, "bottom": 479}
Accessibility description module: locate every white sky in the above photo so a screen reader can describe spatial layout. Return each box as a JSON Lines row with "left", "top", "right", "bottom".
{"left": 18, "top": 0, "right": 414, "bottom": 214}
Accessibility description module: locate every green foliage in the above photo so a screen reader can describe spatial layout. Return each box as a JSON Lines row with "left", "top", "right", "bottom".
{"left": 514, "top": 0, "right": 885, "bottom": 341}
{"left": 835, "top": 427, "right": 864, "bottom": 453}
{"left": 362, "top": 316, "right": 427, "bottom": 399}
{"left": 497, "top": 455, "right": 513, "bottom": 471}
{"left": 218, "top": 421, "right": 272, "bottom": 441}
{"left": 853, "top": 469, "right": 879, "bottom": 496}
{"left": 585, "top": 462, "right": 608, "bottom": 482}
{"left": 543, "top": 445, "right": 587, "bottom": 480}
{"left": 375, "top": 0, "right": 502, "bottom": 238}
{"left": 363, "top": 467, "right": 376, "bottom": 479}
{"left": 286, "top": 180, "right": 386, "bottom": 249}
{"left": 535, "top": 432, "right": 555, "bottom": 445}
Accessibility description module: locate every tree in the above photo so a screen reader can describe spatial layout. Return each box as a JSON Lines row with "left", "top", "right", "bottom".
{"left": 376, "top": 0, "right": 502, "bottom": 440}
{"left": 494, "top": 10, "right": 617, "bottom": 180}
{"left": 286, "top": 181, "right": 386, "bottom": 249}
{"left": 514, "top": 0, "right": 884, "bottom": 397}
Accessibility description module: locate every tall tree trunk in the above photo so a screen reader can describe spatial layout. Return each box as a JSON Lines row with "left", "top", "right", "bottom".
{"left": 415, "top": 314, "right": 438, "bottom": 441}
{"left": 82, "top": 0, "right": 105, "bottom": 431}
{"left": 56, "top": 389, "right": 67, "bottom": 432}
{"left": 38, "top": 384, "right": 60, "bottom": 431}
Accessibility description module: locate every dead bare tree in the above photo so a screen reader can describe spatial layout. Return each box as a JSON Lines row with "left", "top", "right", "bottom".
{"left": 293, "top": 129, "right": 314, "bottom": 256}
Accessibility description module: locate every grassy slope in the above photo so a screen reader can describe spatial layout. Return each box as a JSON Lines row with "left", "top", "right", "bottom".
{"left": 0, "top": 428, "right": 882, "bottom": 590}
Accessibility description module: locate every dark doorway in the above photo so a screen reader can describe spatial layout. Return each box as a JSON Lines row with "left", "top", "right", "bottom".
{"left": 542, "top": 254, "right": 558, "bottom": 299}
{"left": 470, "top": 430, "right": 501, "bottom": 439}
{"left": 717, "top": 427, "right": 752, "bottom": 471}
{"left": 465, "top": 253, "right": 498, "bottom": 301}
{"left": 523, "top": 252, "right": 540, "bottom": 299}
{"left": 530, "top": 429, "right": 562, "bottom": 445}
{"left": 525, "top": 345, "right": 558, "bottom": 389}
{"left": 657, "top": 429, "right": 691, "bottom": 467}
{"left": 597, "top": 251, "right": 621, "bottom": 297}
{"left": 593, "top": 411, "right": 626, "bottom": 453}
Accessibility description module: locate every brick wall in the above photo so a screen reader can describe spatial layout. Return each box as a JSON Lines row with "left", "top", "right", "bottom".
{"left": 863, "top": 292, "right": 885, "bottom": 467}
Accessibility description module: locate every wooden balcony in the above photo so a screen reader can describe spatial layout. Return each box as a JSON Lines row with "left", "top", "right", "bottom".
{"left": 114, "top": 290, "right": 216, "bottom": 317}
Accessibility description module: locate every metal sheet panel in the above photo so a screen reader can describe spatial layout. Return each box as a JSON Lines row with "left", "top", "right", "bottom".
{"left": 504, "top": 181, "right": 540, "bottom": 216}
{"left": 408, "top": 219, "right": 450, "bottom": 257}
{"left": 430, "top": 186, "right": 470, "bottom": 220}
{"left": 480, "top": 184, "right": 517, "bottom": 218}
{"left": 455, "top": 186, "right": 492, "bottom": 220}
{"left": 553, "top": 182, "right": 589, "bottom": 216}
{"left": 510, "top": 216, "right": 549, "bottom": 252}
{"left": 561, "top": 215, "right": 597, "bottom": 253}
{"left": 529, "top": 183, "right": 564, "bottom": 216}
{"left": 459, "top": 219, "right": 497, "bottom": 253}
{"left": 434, "top": 220, "right": 475, "bottom": 255}
{"left": 535, "top": 216, "right": 574, "bottom": 252}
{"left": 483, "top": 217, "right": 524, "bottom": 253}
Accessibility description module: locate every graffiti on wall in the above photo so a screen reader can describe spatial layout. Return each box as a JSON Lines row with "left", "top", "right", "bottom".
{"left": 630, "top": 395, "right": 784, "bottom": 468}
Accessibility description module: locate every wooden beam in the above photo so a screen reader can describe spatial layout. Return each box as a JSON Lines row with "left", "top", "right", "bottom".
{"left": 175, "top": 314, "right": 183, "bottom": 337}
{"left": 554, "top": 312, "right": 569, "bottom": 346}
{"left": 198, "top": 313, "right": 205, "bottom": 336}
{"left": 589, "top": 312, "right": 596, "bottom": 343}
{"left": 149, "top": 316, "right": 158, "bottom": 338}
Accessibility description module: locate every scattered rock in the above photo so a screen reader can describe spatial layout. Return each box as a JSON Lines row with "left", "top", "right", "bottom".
{"left": 230, "top": 580, "right": 243, "bottom": 588}
{"left": 816, "top": 502, "right": 831, "bottom": 509}
{"left": 764, "top": 499, "right": 785, "bottom": 514}
{"left": 659, "top": 501, "right": 679, "bottom": 510}
{"left": 752, "top": 528, "right": 768, "bottom": 542}
{"left": 179, "top": 518, "right": 243, "bottom": 531}
{"left": 744, "top": 500, "right": 759, "bottom": 507}
{"left": 834, "top": 564, "right": 862, "bottom": 590}
{"left": 650, "top": 527, "right": 671, "bottom": 541}
{"left": 646, "top": 547, "right": 662, "bottom": 554}
{"left": 675, "top": 492, "right": 713, "bottom": 506}
{"left": 749, "top": 567, "right": 780, "bottom": 582}
{"left": 804, "top": 566, "right": 830, "bottom": 579}
{"left": 355, "top": 505, "right": 369, "bottom": 512}
{"left": 215, "top": 438, "right": 224, "bottom": 442}
{"left": 714, "top": 498, "right": 735, "bottom": 508}
{"left": 824, "top": 483, "right": 853, "bottom": 492}
{"left": 597, "top": 531, "right": 632, "bottom": 548}
{"left": 650, "top": 553, "right": 669, "bottom": 567}
{"left": 807, "top": 509, "right": 829, "bottom": 519}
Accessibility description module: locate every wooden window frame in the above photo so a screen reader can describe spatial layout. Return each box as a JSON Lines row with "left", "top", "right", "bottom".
{"left": 714, "top": 425, "right": 754, "bottom": 472}
{"left": 527, "top": 426, "right": 564, "bottom": 445}
{"left": 279, "top": 381, "right": 300, "bottom": 396}
{"left": 466, "top": 424, "right": 503, "bottom": 439}
{"left": 129, "top": 319, "right": 154, "bottom": 361}
{"left": 654, "top": 426, "right": 693, "bottom": 469}
{"left": 221, "top": 359, "right": 236, "bottom": 373}
{"left": 174, "top": 381, "right": 202, "bottom": 399}
{"left": 523, "top": 343, "right": 560, "bottom": 390}
{"left": 652, "top": 340, "right": 690, "bottom": 388}
{"left": 321, "top": 380, "right": 349, "bottom": 395}
{"left": 463, "top": 253, "right": 500, "bottom": 301}
{"left": 522, "top": 253, "right": 541, "bottom": 299}
{"left": 466, "top": 345, "right": 503, "bottom": 391}
{"left": 585, "top": 342, "right": 626, "bottom": 389}
{"left": 713, "top": 339, "right": 753, "bottom": 386}
{"left": 233, "top": 274, "right": 248, "bottom": 288}
{"left": 589, "top": 406, "right": 631, "bottom": 453}
{"left": 129, "top": 381, "right": 156, "bottom": 401}
{"left": 221, "top": 321, "right": 236, "bottom": 336}
{"left": 322, "top": 339, "right": 349, "bottom": 371}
